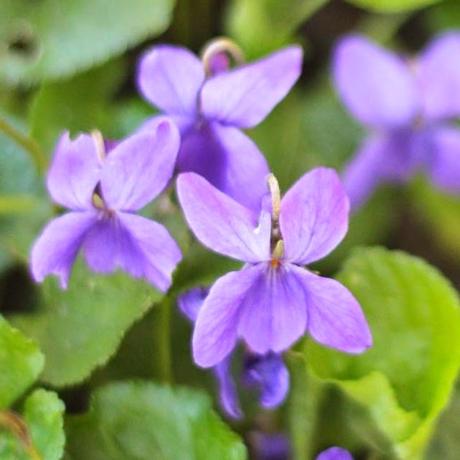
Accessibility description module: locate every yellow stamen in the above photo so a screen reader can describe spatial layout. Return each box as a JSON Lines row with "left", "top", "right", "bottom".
{"left": 91, "top": 130, "right": 106, "bottom": 162}
{"left": 270, "top": 239, "right": 284, "bottom": 268}
{"left": 201, "top": 37, "right": 245, "bottom": 75}
{"left": 92, "top": 192, "right": 105, "bottom": 210}
{"left": 267, "top": 174, "right": 280, "bottom": 221}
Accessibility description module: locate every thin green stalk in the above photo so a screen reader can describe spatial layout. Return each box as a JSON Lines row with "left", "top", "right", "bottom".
{"left": 0, "top": 116, "right": 47, "bottom": 174}
{"left": 287, "top": 350, "right": 325, "bottom": 460}
{"left": 154, "top": 297, "right": 173, "bottom": 384}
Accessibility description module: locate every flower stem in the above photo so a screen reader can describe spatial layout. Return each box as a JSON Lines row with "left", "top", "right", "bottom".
{"left": 287, "top": 349, "right": 325, "bottom": 460}
{"left": 154, "top": 297, "right": 173, "bottom": 384}
{"left": 0, "top": 116, "right": 47, "bottom": 174}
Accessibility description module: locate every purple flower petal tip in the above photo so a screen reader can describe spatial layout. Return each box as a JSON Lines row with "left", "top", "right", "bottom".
{"left": 244, "top": 353, "right": 289, "bottom": 409}
{"left": 214, "top": 357, "right": 243, "bottom": 420}
{"left": 137, "top": 44, "right": 204, "bottom": 116}
{"left": 201, "top": 44, "right": 303, "bottom": 129}
{"left": 333, "top": 34, "right": 417, "bottom": 128}
{"left": 316, "top": 447, "right": 354, "bottom": 460}
{"left": 178, "top": 287, "right": 209, "bottom": 322}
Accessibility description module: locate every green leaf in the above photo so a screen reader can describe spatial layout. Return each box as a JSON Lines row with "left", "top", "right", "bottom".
{"left": 0, "top": 0, "right": 175, "bottom": 85}
{"left": 10, "top": 260, "right": 162, "bottom": 387}
{"left": 345, "top": 0, "right": 441, "bottom": 12}
{"left": 306, "top": 247, "right": 460, "bottom": 459}
{"left": 0, "top": 315, "right": 44, "bottom": 409}
{"left": 173, "top": 241, "right": 240, "bottom": 294}
{"left": 409, "top": 178, "right": 460, "bottom": 261}
{"left": 65, "top": 381, "right": 247, "bottom": 460}
{"left": 24, "top": 390, "right": 65, "bottom": 460}
{"left": 427, "top": 382, "right": 460, "bottom": 459}
{"left": 29, "top": 59, "right": 126, "bottom": 154}
{"left": 0, "top": 389, "right": 65, "bottom": 460}
{"left": 107, "top": 98, "right": 155, "bottom": 140}
{"left": 429, "top": 0, "right": 460, "bottom": 31}
{"left": 226, "top": 0, "right": 327, "bottom": 57}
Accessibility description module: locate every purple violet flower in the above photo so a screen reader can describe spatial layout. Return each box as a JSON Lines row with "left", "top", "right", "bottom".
{"left": 179, "top": 287, "right": 289, "bottom": 419}
{"left": 334, "top": 33, "right": 460, "bottom": 209}
{"left": 176, "top": 167, "right": 372, "bottom": 368}
{"left": 316, "top": 447, "right": 353, "bottom": 460}
{"left": 30, "top": 119, "right": 182, "bottom": 292}
{"left": 137, "top": 40, "right": 303, "bottom": 211}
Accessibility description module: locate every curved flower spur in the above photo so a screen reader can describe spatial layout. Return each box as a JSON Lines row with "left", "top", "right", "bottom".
{"left": 30, "top": 119, "right": 182, "bottom": 292}
{"left": 334, "top": 33, "right": 460, "bottom": 209}
{"left": 179, "top": 287, "right": 289, "bottom": 419}
{"left": 176, "top": 168, "right": 372, "bottom": 368}
{"left": 137, "top": 37, "right": 303, "bottom": 211}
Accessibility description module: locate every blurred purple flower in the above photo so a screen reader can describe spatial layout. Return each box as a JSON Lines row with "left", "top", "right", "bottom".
{"left": 316, "top": 447, "right": 353, "bottom": 460}
{"left": 177, "top": 167, "right": 372, "bottom": 368}
{"left": 253, "top": 434, "right": 352, "bottom": 460}
{"left": 137, "top": 42, "right": 303, "bottom": 211}
{"left": 178, "top": 287, "right": 289, "bottom": 419}
{"left": 334, "top": 33, "right": 460, "bottom": 209}
{"left": 31, "top": 119, "right": 182, "bottom": 292}
{"left": 253, "top": 432, "right": 291, "bottom": 460}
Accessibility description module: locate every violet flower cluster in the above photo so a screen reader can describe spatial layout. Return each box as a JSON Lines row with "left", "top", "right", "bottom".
{"left": 334, "top": 33, "right": 460, "bottom": 209}
{"left": 30, "top": 37, "right": 372, "bottom": 426}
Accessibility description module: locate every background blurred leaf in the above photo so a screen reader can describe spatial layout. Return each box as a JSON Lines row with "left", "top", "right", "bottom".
{"left": 0, "top": 315, "right": 43, "bottom": 409}
{"left": 0, "top": 112, "right": 50, "bottom": 268}
{"left": 226, "top": 0, "right": 328, "bottom": 57}
{"left": 409, "top": 179, "right": 460, "bottom": 263}
{"left": 428, "top": 0, "right": 460, "bottom": 30}
{"left": 288, "top": 355, "right": 397, "bottom": 459}
{"left": 0, "top": 389, "right": 65, "bottom": 460}
{"left": 287, "top": 353, "right": 325, "bottom": 460}
{"left": 427, "top": 382, "right": 460, "bottom": 459}
{"left": 346, "top": 0, "right": 441, "bottom": 12}
{"left": 107, "top": 98, "right": 154, "bottom": 140}
{"left": 0, "top": 0, "right": 175, "bottom": 85}
{"left": 29, "top": 60, "right": 126, "bottom": 154}
{"left": 306, "top": 247, "right": 460, "bottom": 459}
{"left": 65, "top": 381, "right": 247, "bottom": 460}
{"left": 10, "top": 260, "right": 162, "bottom": 387}
{"left": 172, "top": 241, "right": 240, "bottom": 294}
{"left": 24, "top": 389, "right": 65, "bottom": 460}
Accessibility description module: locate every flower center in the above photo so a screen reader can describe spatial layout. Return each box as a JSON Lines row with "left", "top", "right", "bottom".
{"left": 267, "top": 174, "right": 284, "bottom": 268}
{"left": 270, "top": 240, "right": 284, "bottom": 268}
{"left": 91, "top": 189, "right": 115, "bottom": 218}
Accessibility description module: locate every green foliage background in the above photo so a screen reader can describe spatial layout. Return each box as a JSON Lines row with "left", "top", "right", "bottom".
{"left": 1, "top": 0, "right": 460, "bottom": 459}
